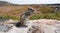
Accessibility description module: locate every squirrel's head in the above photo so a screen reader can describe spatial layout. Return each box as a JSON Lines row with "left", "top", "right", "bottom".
{"left": 28, "top": 8, "right": 34, "bottom": 14}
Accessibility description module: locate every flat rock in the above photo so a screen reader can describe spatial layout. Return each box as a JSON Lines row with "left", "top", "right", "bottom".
{"left": 0, "top": 23, "right": 13, "bottom": 32}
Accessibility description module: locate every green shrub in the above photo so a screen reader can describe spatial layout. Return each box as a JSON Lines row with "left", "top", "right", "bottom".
{"left": 55, "top": 12, "right": 60, "bottom": 18}
{"left": 30, "top": 13, "right": 60, "bottom": 20}
{"left": 1, "top": 15, "right": 20, "bottom": 20}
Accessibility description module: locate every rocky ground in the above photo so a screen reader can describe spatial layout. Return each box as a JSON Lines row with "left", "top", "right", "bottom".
{"left": 0, "top": 19, "right": 60, "bottom": 33}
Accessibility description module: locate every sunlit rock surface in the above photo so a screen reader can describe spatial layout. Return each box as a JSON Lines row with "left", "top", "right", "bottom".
{"left": 0, "top": 19, "right": 60, "bottom": 33}
{"left": 26, "top": 19, "right": 60, "bottom": 33}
